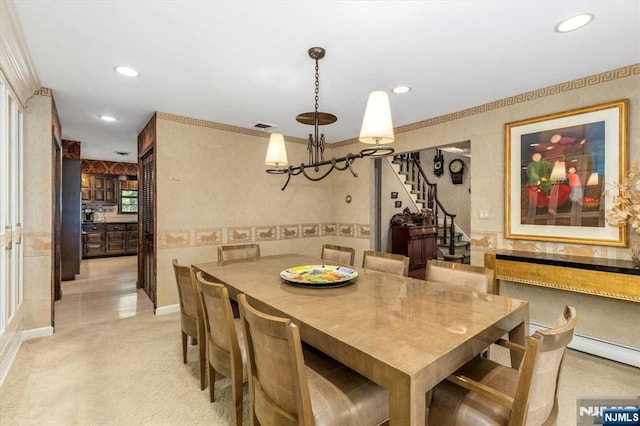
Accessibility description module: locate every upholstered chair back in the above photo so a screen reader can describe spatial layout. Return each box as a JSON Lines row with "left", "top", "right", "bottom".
{"left": 425, "top": 259, "right": 497, "bottom": 294}
{"left": 321, "top": 244, "right": 355, "bottom": 266}
{"left": 362, "top": 251, "right": 410, "bottom": 277}
{"left": 218, "top": 243, "right": 261, "bottom": 265}
{"left": 515, "top": 306, "right": 577, "bottom": 425}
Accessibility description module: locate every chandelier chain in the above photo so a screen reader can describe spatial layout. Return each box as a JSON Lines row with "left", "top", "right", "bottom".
{"left": 314, "top": 59, "right": 319, "bottom": 112}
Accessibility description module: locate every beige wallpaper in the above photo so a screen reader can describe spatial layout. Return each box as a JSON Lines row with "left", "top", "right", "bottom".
{"left": 154, "top": 117, "right": 369, "bottom": 307}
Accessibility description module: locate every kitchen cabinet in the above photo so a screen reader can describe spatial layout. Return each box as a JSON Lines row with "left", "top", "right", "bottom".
{"left": 82, "top": 222, "right": 137, "bottom": 258}
{"left": 391, "top": 226, "right": 438, "bottom": 271}
{"left": 83, "top": 223, "right": 106, "bottom": 257}
{"left": 126, "top": 223, "right": 138, "bottom": 252}
{"left": 81, "top": 174, "right": 117, "bottom": 204}
{"left": 106, "top": 223, "right": 126, "bottom": 253}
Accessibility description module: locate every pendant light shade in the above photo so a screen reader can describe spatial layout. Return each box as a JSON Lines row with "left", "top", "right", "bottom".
{"left": 359, "top": 91, "right": 394, "bottom": 145}
{"left": 265, "top": 133, "right": 288, "bottom": 167}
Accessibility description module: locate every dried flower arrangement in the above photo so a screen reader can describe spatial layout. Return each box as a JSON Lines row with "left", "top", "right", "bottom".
{"left": 606, "top": 161, "right": 640, "bottom": 233}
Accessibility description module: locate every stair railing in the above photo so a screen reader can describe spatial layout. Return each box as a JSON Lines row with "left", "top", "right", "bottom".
{"left": 394, "top": 153, "right": 457, "bottom": 256}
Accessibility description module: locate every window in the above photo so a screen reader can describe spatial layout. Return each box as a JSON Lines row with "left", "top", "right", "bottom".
{"left": 119, "top": 180, "right": 138, "bottom": 213}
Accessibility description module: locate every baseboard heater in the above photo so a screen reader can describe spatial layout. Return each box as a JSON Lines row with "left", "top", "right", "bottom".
{"left": 529, "top": 322, "right": 639, "bottom": 368}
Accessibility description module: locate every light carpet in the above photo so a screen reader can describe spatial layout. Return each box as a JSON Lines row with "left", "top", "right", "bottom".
{"left": 1, "top": 312, "right": 248, "bottom": 425}
{"left": 2, "top": 311, "right": 639, "bottom": 425}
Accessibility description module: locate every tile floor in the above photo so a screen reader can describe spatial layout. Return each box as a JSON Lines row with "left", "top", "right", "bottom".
{"left": 55, "top": 255, "right": 154, "bottom": 331}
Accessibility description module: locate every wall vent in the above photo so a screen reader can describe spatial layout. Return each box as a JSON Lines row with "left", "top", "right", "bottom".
{"left": 253, "top": 122, "right": 277, "bottom": 130}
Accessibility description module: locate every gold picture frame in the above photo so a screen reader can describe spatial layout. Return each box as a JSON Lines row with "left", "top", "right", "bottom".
{"left": 505, "top": 99, "right": 628, "bottom": 246}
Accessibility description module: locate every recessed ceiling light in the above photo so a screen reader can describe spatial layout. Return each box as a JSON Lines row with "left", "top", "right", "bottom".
{"left": 99, "top": 115, "right": 117, "bottom": 122}
{"left": 114, "top": 66, "right": 140, "bottom": 77}
{"left": 392, "top": 86, "right": 411, "bottom": 94}
{"left": 554, "top": 13, "right": 594, "bottom": 33}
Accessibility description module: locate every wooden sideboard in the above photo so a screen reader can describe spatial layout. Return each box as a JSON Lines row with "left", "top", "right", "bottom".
{"left": 391, "top": 226, "right": 438, "bottom": 272}
{"left": 484, "top": 250, "right": 640, "bottom": 303}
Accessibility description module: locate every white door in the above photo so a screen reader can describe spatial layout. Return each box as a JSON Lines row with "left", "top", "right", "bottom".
{"left": 0, "top": 72, "right": 25, "bottom": 336}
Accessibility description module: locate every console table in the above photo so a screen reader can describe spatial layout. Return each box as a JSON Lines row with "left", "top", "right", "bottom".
{"left": 484, "top": 250, "right": 640, "bottom": 303}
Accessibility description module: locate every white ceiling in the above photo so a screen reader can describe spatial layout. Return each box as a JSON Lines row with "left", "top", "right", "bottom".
{"left": 12, "top": 0, "right": 640, "bottom": 163}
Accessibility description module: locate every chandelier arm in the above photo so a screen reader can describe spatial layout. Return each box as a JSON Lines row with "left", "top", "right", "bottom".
{"left": 345, "top": 158, "right": 358, "bottom": 177}
{"left": 300, "top": 163, "right": 336, "bottom": 181}
{"left": 280, "top": 173, "right": 293, "bottom": 191}
{"left": 332, "top": 155, "right": 357, "bottom": 175}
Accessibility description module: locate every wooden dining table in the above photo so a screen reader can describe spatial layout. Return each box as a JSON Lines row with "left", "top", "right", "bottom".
{"left": 194, "top": 254, "right": 529, "bottom": 426}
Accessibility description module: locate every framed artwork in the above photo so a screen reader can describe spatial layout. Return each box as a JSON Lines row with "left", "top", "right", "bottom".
{"left": 504, "top": 99, "right": 628, "bottom": 246}
{"left": 391, "top": 192, "right": 398, "bottom": 199}
{"left": 395, "top": 201, "right": 402, "bottom": 208}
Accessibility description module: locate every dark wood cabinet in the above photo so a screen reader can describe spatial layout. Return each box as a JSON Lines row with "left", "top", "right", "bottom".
{"left": 391, "top": 226, "right": 438, "bottom": 271}
{"left": 126, "top": 223, "right": 138, "bottom": 252}
{"left": 83, "top": 223, "right": 106, "bottom": 257}
{"left": 82, "top": 222, "right": 137, "bottom": 258}
{"left": 81, "top": 174, "right": 117, "bottom": 204}
{"left": 106, "top": 223, "right": 126, "bottom": 253}
{"left": 61, "top": 158, "right": 82, "bottom": 281}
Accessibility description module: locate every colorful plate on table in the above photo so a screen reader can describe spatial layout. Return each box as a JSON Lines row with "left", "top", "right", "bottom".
{"left": 280, "top": 265, "right": 358, "bottom": 288}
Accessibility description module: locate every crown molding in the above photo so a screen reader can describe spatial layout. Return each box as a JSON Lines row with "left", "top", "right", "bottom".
{"left": 156, "top": 111, "right": 309, "bottom": 145}
{"left": 331, "top": 63, "right": 640, "bottom": 148}
{"left": 0, "top": 0, "right": 40, "bottom": 107}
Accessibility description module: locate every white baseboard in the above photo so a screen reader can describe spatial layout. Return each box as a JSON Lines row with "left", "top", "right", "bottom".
{"left": 22, "top": 326, "right": 54, "bottom": 340}
{"left": 0, "top": 330, "right": 22, "bottom": 387}
{"left": 529, "top": 322, "right": 640, "bottom": 368}
{"left": 155, "top": 304, "right": 179, "bottom": 316}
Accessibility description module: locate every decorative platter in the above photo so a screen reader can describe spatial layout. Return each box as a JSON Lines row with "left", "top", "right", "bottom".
{"left": 280, "top": 265, "right": 358, "bottom": 288}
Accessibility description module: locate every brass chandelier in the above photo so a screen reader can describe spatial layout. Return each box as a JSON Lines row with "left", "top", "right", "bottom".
{"left": 265, "top": 47, "right": 395, "bottom": 190}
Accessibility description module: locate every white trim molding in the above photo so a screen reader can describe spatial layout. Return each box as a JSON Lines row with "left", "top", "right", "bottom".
{"left": 529, "top": 322, "right": 640, "bottom": 368}
{"left": 0, "top": 0, "right": 40, "bottom": 106}
{"left": 154, "top": 304, "right": 180, "bottom": 316}
{"left": 22, "top": 326, "right": 54, "bottom": 340}
{"left": 0, "top": 329, "right": 22, "bottom": 386}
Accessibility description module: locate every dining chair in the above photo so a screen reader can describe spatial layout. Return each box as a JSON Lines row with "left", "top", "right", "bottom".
{"left": 425, "top": 259, "right": 498, "bottom": 358}
{"left": 362, "top": 250, "right": 410, "bottom": 277}
{"left": 320, "top": 243, "right": 355, "bottom": 266}
{"left": 425, "top": 259, "right": 497, "bottom": 294}
{"left": 237, "top": 293, "right": 390, "bottom": 426}
{"left": 427, "top": 305, "right": 578, "bottom": 426}
{"left": 171, "top": 259, "right": 206, "bottom": 390}
{"left": 195, "top": 272, "right": 247, "bottom": 426}
{"left": 217, "top": 243, "right": 261, "bottom": 266}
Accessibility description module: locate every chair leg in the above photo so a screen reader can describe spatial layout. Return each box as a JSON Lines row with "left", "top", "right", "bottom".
{"left": 209, "top": 362, "right": 216, "bottom": 403}
{"left": 232, "top": 373, "right": 243, "bottom": 426}
{"left": 198, "top": 330, "right": 207, "bottom": 390}
{"left": 181, "top": 331, "right": 188, "bottom": 364}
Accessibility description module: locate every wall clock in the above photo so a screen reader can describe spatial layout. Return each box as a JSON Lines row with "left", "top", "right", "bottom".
{"left": 449, "top": 159, "right": 464, "bottom": 184}
{"left": 433, "top": 150, "right": 444, "bottom": 177}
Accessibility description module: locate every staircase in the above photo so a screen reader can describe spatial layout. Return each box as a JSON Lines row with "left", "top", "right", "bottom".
{"left": 391, "top": 152, "right": 470, "bottom": 264}
{"left": 436, "top": 224, "right": 470, "bottom": 263}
